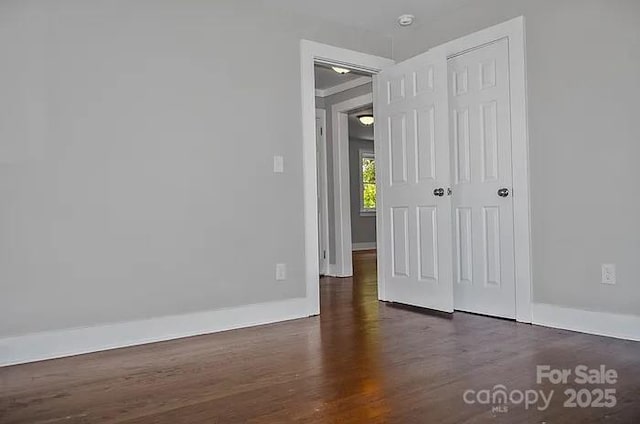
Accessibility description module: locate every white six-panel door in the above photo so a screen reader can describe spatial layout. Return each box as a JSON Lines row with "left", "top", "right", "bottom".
{"left": 448, "top": 38, "right": 517, "bottom": 319}
{"left": 375, "top": 50, "right": 454, "bottom": 312}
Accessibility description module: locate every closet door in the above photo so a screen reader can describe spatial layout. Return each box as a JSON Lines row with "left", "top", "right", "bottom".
{"left": 448, "top": 38, "right": 516, "bottom": 319}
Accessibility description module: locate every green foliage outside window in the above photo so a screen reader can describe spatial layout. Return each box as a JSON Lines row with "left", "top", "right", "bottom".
{"left": 362, "top": 156, "right": 376, "bottom": 210}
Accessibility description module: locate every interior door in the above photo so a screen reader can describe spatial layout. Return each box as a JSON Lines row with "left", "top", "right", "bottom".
{"left": 375, "top": 49, "right": 453, "bottom": 312}
{"left": 448, "top": 38, "right": 516, "bottom": 318}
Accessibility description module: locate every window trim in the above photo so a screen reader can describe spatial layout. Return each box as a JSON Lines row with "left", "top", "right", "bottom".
{"left": 358, "top": 149, "right": 376, "bottom": 216}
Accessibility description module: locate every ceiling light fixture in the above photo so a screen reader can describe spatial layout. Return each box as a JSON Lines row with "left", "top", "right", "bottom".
{"left": 331, "top": 66, "right": 351, "bottom": 74}
{"left": 358, "top": 115, "right": 374, "bottom": 126}
{"left": 397, "top": 14, "right": 415, "bottom": 27}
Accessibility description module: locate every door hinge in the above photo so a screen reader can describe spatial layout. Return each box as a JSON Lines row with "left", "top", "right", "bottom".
{"left": 320, "top": 127, "right": 323, "bottom": 136}
{"left": 323, "top": 250, "right": 326, "bottom": 259}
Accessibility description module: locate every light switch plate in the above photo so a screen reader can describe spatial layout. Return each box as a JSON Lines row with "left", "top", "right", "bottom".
{"left": 275, "top": 263, "right": 287, "bottom": 281}
{"left": 601, "top": 264, "right": 616, "bottom": 285}
{"left": 273, "top": 155, "right": 284, "bottom": 173}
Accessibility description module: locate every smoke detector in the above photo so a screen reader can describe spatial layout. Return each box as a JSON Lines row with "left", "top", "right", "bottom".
{"left": 397, "top": 14, "right": 415, "bottom": 27}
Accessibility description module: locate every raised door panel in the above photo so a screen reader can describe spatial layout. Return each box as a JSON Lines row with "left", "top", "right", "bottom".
{"left": 453, "top": 108, "right": 471, "bottom": 184}
{"left": 482, "top": 206, "right": 501, "bottom": 287}
{"left": 414, "top": 107, "right": 436, "bottom": 182}
{"left": 391, "top": 207, "right": 409, "bottom": 277}
{"left": 455, "top": 207, "right": 473, "bottom": 285}
{"left": 388, "top": 114, "right": 408, "bottom": 185}
{"left": 417, "top": 206, "right": 438, "bottom": 282}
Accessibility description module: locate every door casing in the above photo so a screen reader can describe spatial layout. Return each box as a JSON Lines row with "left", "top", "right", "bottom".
{"left": 300, "top": 40, "right": 394, "bottom": 316}
{"left": 315, "top": 108, "right": 329, "bottom": 276}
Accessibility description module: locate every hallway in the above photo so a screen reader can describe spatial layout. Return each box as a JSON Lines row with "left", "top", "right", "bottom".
{"left": 1, "top": 251, "right": 639, "bottom": 423}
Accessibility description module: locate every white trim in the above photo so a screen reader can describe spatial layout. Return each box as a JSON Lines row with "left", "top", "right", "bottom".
{"left": 324, "top": 263, "right": 346, "bottom": 278}
{"left": 435, "top": 16, "right": 533, "bottom": 323}
{"left": 315, "top": 76, "right": 372, "bottom": 98}
{"left": 316, "top": 108, "right": 330, "bottom": 276}
{"left": 301, "top": 40, "right": 394, "bottom": 315}
{"left": 325, "top": 263, "right": 339, "bottom": 277}
{"left": 0, "top": 298, "right": 309, "bottom": 367}
{"left": 352, "top": 242, "right": 377, "bottom": 251}
{"left": 532, "top": 303, "right": 640, "bottom": 341}
{"left": 331, "top": 93, "right": 374, "bottom": 278}
{"left": 372, "top": 74, "right": 387, "bottom": 301}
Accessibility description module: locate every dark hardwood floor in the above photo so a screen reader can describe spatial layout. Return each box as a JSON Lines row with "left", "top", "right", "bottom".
{"left": 1, "top": 250, "right": 639, "bottom": 423}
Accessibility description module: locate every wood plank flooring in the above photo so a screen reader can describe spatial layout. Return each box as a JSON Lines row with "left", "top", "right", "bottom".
{"left": 1, "top": 250, "right": 639, "bottom": 423}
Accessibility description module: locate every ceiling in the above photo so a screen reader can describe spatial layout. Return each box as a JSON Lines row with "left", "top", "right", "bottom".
{"left": 314, "top": 64, "right": 369, "bottom": 91}
{"left": 260, "top": 0, "right": 473, "bottom": 36}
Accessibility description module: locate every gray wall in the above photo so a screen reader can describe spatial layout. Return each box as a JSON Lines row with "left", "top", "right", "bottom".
{"left": 348, "top": 138, "right": 376, "bottom": 244}
{"left": 0, "top": 0, "right": 391, "bottom": 337}
{"left": 315, "top": 83, "right": 373, "bottom": 264}
{"left": 2, "top": 0, "right": 637, "bottom": 341}
{"left": 393, "top": 0, "right": 640, "bottom": 316}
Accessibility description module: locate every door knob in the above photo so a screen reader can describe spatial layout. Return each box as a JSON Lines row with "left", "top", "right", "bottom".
{"left": 433, "top": 188, "right": 445, "bottom": 197}
{"left": 497, "top": 188, "right": 510, "bottom": 197}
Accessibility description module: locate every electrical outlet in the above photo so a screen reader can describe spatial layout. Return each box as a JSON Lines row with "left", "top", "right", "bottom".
{"left": 601, "top": 264, "right": 616, "bottom": 285}
{"left": 275, "top": 263, "right": 287, "bottom": 281}
{"left": 273, "top": 155, "right": 284, "bottom": 173}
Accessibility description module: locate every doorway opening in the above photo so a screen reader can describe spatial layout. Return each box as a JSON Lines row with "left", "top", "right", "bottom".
{"left": 314, "top": 62, "right": 378, "bottom": 304}
{"left": 301, "top": 40, "right": 392, "bottom": 316}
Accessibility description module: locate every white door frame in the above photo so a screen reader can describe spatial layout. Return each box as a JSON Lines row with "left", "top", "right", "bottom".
{"left": 331, "top": 93, "right": 373, "bottom": 278}
{"left": 315, "top": 108, "right": 330, "bottom": 276}
{"left": 435, "top": 16, "right": 532, "bottom": 322}
{"left": 300, "top": 40, "right": 394, "bottom": 315}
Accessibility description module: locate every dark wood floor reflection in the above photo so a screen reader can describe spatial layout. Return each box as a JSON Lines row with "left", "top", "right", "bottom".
{"left": 1, "top": 250, "right": 639, "bottom": 423}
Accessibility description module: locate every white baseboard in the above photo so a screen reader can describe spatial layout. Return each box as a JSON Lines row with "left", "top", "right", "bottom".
{"left": 532, "top": 303, "right": 640, "bottom": 341}
{"left": 0, "top": 297, "right": 309, "bottom": 367}
{"left": 352, "top": 242, "right": 376, "bottom": 251}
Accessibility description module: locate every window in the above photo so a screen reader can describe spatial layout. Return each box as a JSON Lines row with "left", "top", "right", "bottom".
{"left": 359, "top": 150, "right": 376, "bottom": 214}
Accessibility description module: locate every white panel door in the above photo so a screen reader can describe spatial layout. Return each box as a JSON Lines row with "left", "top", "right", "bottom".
{"left": 375, "top": 50, "right": 453, "bottom": 312}
{"left": 448, "top": 38, "right": 516, "bottom": 318}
